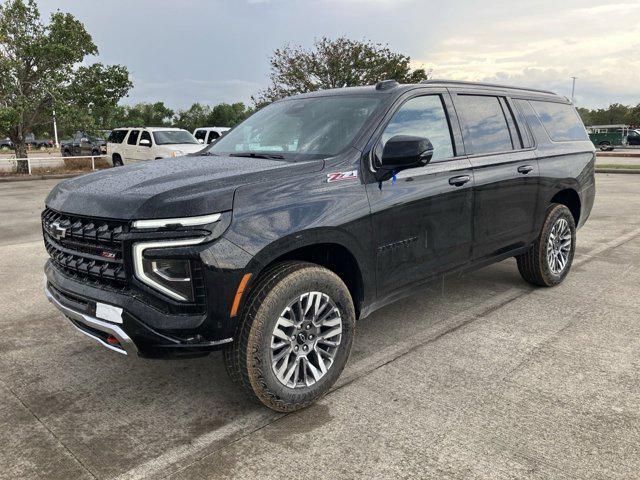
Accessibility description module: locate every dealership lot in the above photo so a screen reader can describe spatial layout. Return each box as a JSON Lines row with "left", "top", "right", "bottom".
{"left": 1, "top": 174, "right": 639, "bottom": 479}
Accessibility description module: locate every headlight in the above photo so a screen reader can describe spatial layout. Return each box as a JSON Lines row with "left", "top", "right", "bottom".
{"left": 171, "top": 150, "right": 184, "bottom": 157}
{"left": 133, "top": 237, "right": 206, "bottom": 302}
{"left": 144, "top": 258, "right": 193, "bottom": 301}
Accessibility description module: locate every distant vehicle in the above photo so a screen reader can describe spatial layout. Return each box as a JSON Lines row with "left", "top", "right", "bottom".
{"left": 107, "top": 127, "right": 203, "bottom": 166}
{"left": 25, "top": 133, "right": 54, "bottom": 149}
{"left": 586, "top": 124, "right": 640, "bottom": 151}
{"left": 193, "top": 127, "right": 230, "bottom": 145}
{"left": 0, "top": 137, "right": 13, "bottom": 150}
{"left": 61, "top": 131, "right": 107, "bottom": 157}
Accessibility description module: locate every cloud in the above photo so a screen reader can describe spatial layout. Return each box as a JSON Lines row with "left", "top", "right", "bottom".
{"left": 416, "top": 1, "right": 640, "bottom": 107}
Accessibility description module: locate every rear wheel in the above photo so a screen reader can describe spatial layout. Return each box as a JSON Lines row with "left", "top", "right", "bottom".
{"left": 224, "top": 261, "right": 355, "bottom": 412}
{"left": 112, "top": 154, "right": 123, "bottom": 167}
{"left": 517, "top": 204, "right": 576, "bottom": 287}
{"left": 599, "top": 141, "right": 613, "bottom": 151}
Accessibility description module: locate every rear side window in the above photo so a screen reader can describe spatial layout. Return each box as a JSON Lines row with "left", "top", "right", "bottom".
{"left": 530, "top": 101, "right": 588, "bottom": 142}
{"left": 380, "top": 95, "right": 454, "bottom": 161}
{"left": 456, "top": 95, "right": 514, "bottom": 155}
{"left": 108, "top": 130, "right": 128, "bottom": 144}
{"left": 194, "top": 129, "right": 206, "bottom": 141}
{"left": 127, "top": 130, "right": 140, "bottom": 145}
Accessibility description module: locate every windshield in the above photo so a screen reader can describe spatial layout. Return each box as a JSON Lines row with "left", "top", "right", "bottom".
{"left": 152, "top": 130, "right": 199, "bottom": 145}
{"left": 207, "top": 96, "right": 381, "bottom": 160}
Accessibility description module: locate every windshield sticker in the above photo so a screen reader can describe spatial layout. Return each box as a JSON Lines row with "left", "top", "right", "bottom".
{"left": 327, "top": 170, "right": 358, "bottom": 183}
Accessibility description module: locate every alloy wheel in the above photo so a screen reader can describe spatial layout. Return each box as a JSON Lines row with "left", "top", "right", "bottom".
{"left": 547, "top": 217, "right": 572, "bottom": 275}
{"left": 270, "top": 291, "right": 342, "bottom": 388}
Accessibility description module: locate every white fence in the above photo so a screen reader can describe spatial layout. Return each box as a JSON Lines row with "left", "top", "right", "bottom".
{"left": 0, "top": 154, "right": 108, "bottom": 174}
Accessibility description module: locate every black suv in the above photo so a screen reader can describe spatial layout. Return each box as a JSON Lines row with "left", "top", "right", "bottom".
{"left": 42, "top": 80, "right": 595, "bottom": 411}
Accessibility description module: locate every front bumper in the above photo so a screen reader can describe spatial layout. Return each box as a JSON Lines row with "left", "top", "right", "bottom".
{"left": 45, "top": 283, "right": 138, "bottom": 356}
{"left": 44, "top": 262, "right": 233, "bottom": 358}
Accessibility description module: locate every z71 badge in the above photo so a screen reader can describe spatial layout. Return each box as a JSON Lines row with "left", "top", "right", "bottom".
{"left": 327, "top": 170, "right": 358, "bottom": 183}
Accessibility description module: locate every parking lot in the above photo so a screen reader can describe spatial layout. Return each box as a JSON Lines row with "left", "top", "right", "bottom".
{"left": 1, "top": 173, "right": 639, "bottom": 480}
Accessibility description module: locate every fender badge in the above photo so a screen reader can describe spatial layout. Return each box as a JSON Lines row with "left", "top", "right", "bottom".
{"left": 327, "top": 170, "right": 358, "bottom": 183}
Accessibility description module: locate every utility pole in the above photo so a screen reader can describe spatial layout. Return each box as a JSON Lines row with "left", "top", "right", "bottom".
{"left": 570, "top": 76, "right": 577, "bottom": 104}
{"left": 52, "top": 109, "right": 59, "bottom": 148}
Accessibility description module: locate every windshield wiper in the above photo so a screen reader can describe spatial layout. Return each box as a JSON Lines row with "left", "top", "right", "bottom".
{"left": 229, "top": 152, "right": 285, "bottom": 160}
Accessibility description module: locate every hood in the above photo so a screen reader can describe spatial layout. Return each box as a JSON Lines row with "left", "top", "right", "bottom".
{"left": 158, "top": 143, "right": 204, "bottom": 153}
{"left": 46, "top": 154, "right": 324, "bottom": 220}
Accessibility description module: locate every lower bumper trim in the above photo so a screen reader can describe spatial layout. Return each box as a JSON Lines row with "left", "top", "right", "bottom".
{"left": 45, "top": 285, "right": 138, "bottom": 356}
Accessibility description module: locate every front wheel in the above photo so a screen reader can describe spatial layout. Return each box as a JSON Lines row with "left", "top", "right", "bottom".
{"left": 224, "top": 261, "right": 355, "bottom": 412}
{"left": 517, "top": 204, "right": 576, "bottom": 287}
{"left": 599, "top": 141, "right": 613, "bottom": 151}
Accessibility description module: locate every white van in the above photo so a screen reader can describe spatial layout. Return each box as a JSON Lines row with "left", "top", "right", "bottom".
{"left": 193, "top": 127, "right": 230, "bottom": 145}
{"left": 107, "top": 127, "right": 204, "bottom": 166}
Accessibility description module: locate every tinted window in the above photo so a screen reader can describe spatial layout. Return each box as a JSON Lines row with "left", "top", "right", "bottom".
{"left": 139, "top": 131, "right": 152, "bottom": 144}
{"left": 207, "top": 131, "right": 220, "bottom": 143}
{"left": 530, "top": 101, "right": 588, "bottom": 142}
{"left": 381, "top": 95, "right": 454, "bottom": 161}
{"left": 127, "top": 130, "right": 140, "bottom": 145}
{"left": 456, "top": 95, "right": 514, "bottom": 154}
{"left": 108, "top": 130, "right": 128, "bottom": 144}
{"left": 511, "top": 100, "right": 533, "bottom": 148}
{"left": 194, "top": 129, "right": 206, "bottom": 141}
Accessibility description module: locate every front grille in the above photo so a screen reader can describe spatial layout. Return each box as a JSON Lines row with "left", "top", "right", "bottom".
{"left": 42, "top": 208, "right": 128, "bottom": 288}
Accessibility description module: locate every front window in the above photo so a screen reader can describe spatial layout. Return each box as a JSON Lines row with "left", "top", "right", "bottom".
{"left": 207, "top": 96, "right": 381, "bottom": 160}
{"left": 152, "top": 130, "right": 199, "bottom": 145}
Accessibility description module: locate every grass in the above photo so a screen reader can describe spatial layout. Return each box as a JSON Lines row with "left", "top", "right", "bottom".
{"left": 596, "top": 163, "right": 640, "bottom": 170}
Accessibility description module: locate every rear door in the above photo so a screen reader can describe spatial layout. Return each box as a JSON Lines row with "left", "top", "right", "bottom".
{"left": 125, "top": 129, "right": 140, "bottom": 162}
{"left": 366, "top": 90, "right": 475, "bottom": 295}
{"left": 451, "top": 90, "right": 539, "bottom": 261}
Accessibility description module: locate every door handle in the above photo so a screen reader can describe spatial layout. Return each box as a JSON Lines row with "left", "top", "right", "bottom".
{"left": 449, "top": 175, "right": 470, "bottom": 187}
{"left": 518, "top": 165, "right": 534, "bottom": 174}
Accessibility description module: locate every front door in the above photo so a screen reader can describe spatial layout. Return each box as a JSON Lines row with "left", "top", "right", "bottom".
{"left": 451, "top": 92, "right": 539, "bottom": 261}
{"left": 366, "top": 92, "right": 475, "bottom": 295}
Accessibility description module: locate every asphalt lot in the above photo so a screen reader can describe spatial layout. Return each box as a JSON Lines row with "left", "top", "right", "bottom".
{"left": 1, "top": 174, "right": 639, "bottom": 480}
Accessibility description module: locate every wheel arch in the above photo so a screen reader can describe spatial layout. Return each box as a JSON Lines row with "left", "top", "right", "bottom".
{"left": 246, "top": 234, "right": 370, "bottom": 320}
{"left": 550, "top": 188, "right": 581, "bottom": 225}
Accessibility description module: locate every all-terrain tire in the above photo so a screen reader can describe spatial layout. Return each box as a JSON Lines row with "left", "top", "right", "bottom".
{"left": 517, "top": 204, "right": 576, "bottom": 287}
{"left": 223, "top": 261, "right": 355, "bottom": 412}
{"left": 112, "top": 154, "right": 123, "bottom": 167}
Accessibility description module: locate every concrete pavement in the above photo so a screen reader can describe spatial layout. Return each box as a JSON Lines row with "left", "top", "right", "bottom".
{"left": 0, "top": 173, "right": 639, "bottom": 479}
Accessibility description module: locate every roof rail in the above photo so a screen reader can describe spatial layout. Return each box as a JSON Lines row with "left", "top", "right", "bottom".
{"left": 375, "top": 79, "right": 399, "bottom": 91}
{"left": 420, "top": 79, "right": 556, "bottom": 95}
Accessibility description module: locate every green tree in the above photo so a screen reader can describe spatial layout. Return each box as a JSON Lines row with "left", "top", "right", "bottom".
{"left": 207, "top": 102, "right": 251, "bottom": 127}
{"left": 0, "top": 0, "right": 131, "bottom": 170}
{"left": 174, "top": 103, "right": 210, "bottom": 132}
{"left": 174, "top": 102, "right": 252, "bottom": 132}
{"left": 118, "top": 102, "right": 174, "bottom": 127}
{"left": 254, "top": 37, "right": 430, "bottom": 106}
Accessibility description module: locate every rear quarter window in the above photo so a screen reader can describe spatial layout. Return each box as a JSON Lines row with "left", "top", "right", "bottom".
{"left": 108, "top": 130, "right": 128, "bottom": 144}
{"left": 530, "top": 101, "right": 588, "bottom": 142}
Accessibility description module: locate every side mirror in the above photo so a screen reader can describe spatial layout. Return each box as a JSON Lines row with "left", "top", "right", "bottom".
{"left": 139, "top": 139, "right": 151, "bottom": 147}
{"left": 198, "top": 138, "right": 204, "bottom": 144}
{"left": 80, "top": 137, "right": 89, "bottom": 143}
{"left": 380, "top": 135, "right": 433, "bottom": 171}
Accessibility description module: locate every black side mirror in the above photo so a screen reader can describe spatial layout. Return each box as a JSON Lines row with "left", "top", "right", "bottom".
{"left": 380, "top": 135, "right": 434, "bottom": 171}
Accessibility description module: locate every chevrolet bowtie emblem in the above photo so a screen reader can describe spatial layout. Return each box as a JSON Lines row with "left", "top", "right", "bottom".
{"left": 49, "top": 221, "right": 67, "bottom": 241}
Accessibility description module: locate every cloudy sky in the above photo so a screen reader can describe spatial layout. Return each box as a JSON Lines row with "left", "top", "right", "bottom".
{"left": 38, "top": 0, "right": 640, "bottom": 110}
